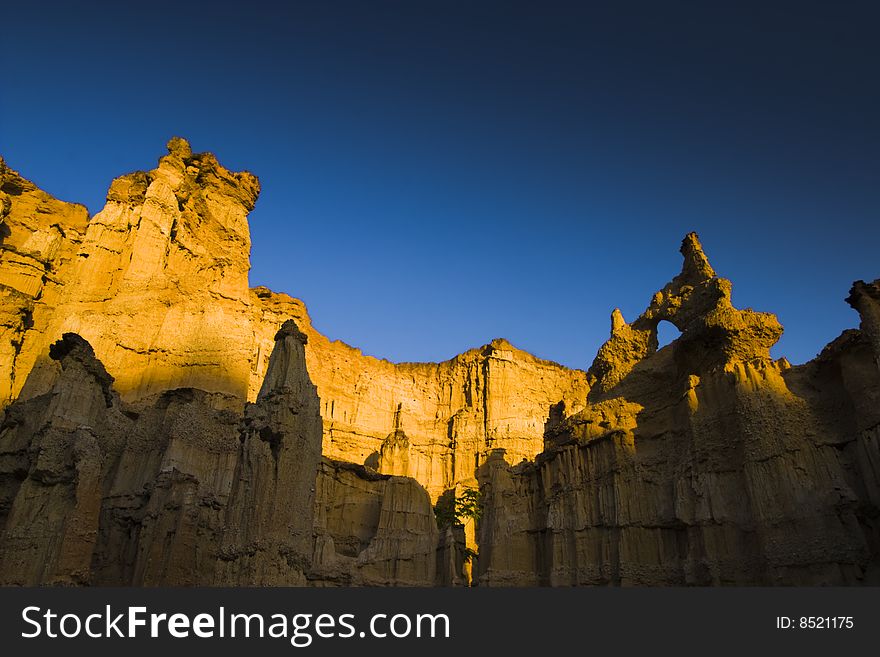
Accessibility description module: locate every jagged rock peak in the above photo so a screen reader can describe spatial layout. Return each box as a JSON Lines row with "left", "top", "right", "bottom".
{"left": 258, "top": 319, "right": 315, "bottom": 400}
{"left": 48, "top": 333, "right": 114, "bottom": 385}
{"left": 275, "top": 318, "right": 308, "bottom": 344}
{"left": 588, "top": 232, "right": 782, "bottom": 392}
{"left": 166, "top": 136, "right": 193, "bottom": 159}
{"left": 44, "top": 332, "right": 116, "bottom": 409}
{"left": 106, "top": 137, "right": 261, "bottom": 212}
{"left": 48, "top": 332, "right": 95, "bottom": 362}
{"left": 678, "top": 231, "right": 716, "bottom": 284}
{"left": 610, "top": 308, "right": 626, "bottom": 333}
{"left": 0, "top": 158, "right": 37, "bottom": 196}
{"left": 0, "top": 137, "right": 270, "bottom": 406}
{"left": 848, "top": 279, "right": 880, "bottom": 306}
{"left": 847, "top": 278, "right": 880, "bottom": 368}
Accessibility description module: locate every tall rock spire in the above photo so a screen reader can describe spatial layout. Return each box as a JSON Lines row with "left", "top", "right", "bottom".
{"left": 258, "top": 319, "right": 311, "bottom": 400}
{"left": 217, "top": 319, "right": 323, "bottom": 585}
{"left": 847, "top": 279, "right": 880, "bottom": 371}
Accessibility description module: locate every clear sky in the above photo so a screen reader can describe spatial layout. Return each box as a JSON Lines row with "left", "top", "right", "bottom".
{"left": 2, "top": 1, "right": 877, "bottom": 368}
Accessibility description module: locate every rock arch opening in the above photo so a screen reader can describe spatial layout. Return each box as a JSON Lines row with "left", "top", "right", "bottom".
{"left": 656, "top": 320, "right": 681, "bottom": 349}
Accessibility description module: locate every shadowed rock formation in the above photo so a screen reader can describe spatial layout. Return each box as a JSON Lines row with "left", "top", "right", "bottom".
{"left": 848, "top": 279, "right": 880, "bottom": 371}
{"left": 0, "top": 142, "right": 878, "bottom": 585}
{"left": 0, "top": 324, "right": 438, "bottom": 586}
{"left": 215, "top": 320, "right": 322, "bottom": 585}
{"left": 475, "top": 236, "right": 880, "bottom": 585}
{"left": 312, "top": 460, "right": 439, "bottom": 586}
{"left": 0, "top": 333, "right": 123, "bottom": 584}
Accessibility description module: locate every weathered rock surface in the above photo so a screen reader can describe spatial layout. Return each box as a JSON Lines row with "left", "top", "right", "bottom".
{"left": 848, "top": 279, "right": 880, "bottom": 371}
{"left": 0, "top": 333, "right": 123, "bottom": 584}
{"left": 3, "top": 140, "right": 260, "bottom": 405}
{"left": 0, "top": 157, "right": 89, "bottom": 406}
{"left": 1, "top": 143, "right": 878, "bottom": 586}
{"left": 247, "top": 286, "right": 589, "bottom": 500}
{"left": 588, "top": 233, "right": 783, "bottom": 393}
{"left": 1, "top": 142, "right": 588, "bottom": 503}
{"left": 475, "top": 235, "right": 880, "bottom": 585}
{"left": 312, "top": 460, "right": 439, "bottom": 586}
{"left": 0, "top": 325, "right": 438, "bottom": 586}
{"left": 215, "top": 319, "right": 322, "bottom": 585}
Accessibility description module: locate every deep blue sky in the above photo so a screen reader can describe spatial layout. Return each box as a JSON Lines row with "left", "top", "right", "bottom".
{"left": 2, "top": 1, "right": 877, "bottom": 368}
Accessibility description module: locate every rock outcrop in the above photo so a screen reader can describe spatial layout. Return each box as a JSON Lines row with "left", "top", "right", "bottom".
{"left": 0, "top": 333, "right": 122, "bottom": 585}
{"left": 0, "top": 141, "right": 588, "bottom": 503}
{"left": 1, "top": 141, "right": 260, "bottom": 405}
{"left": 312, "top": 460, "right": 439, "bottom": 586}
{"left": 848, "top": 279, "right": 880, "bottom": 371}
{"left": 1, "top": 142, "right": 878, "bottom": 586}
{"left": 588, "top": 233, "right": 782, "bottom": 393}
{"left": 215, "top": 320, "right": 323, "bottom": 585}
{"left": 0, "top": 157, "right": 89, "bottom": 405}
{"left": 0, "top": 325, "right": 438, "bottom": 586}
{"left": 475, "top": 235, "right": 880, "bottom": 585}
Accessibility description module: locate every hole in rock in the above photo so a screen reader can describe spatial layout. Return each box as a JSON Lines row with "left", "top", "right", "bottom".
{"left": 656, "top": 320, "right": 681, "bottom": 349}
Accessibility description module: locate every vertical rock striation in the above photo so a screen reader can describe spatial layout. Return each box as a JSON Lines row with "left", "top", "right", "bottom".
{"left": 216, "top": 320, "right": 322, "bottom": 585}
{"left": 0, "top": 158, "right": 89, "bottom": 405}
{"left": 2, "top": 139, "right": 260, "bottom": 404}
{"left": 1, "top": 143, "right": 878, "bottom": 585}
{"left": 0, "top": 322, "right": 440, "bottom": 586}
{"left": 475, "top": 236, "right": 880, "bottom": 586}
{"left": 312, "top": 460, "right": 439, "bottom": 586}
{"left": 0, "top": 334, "right": 121, "bottom": 584}
{"left": 1, "top": 143, "right": 587, "bottom": 503}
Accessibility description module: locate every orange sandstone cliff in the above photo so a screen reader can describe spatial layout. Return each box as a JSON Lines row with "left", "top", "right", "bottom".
{"left": 0, "top": 140, "right": 877, "bottom": 585}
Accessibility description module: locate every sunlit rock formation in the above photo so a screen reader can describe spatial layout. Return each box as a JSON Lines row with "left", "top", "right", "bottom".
{"left": 0, "top": 143, "right": 587, "bottom": 502}
{"left": 0, "top": 140, "right": 260, "bottom": 404}
{"left": 588, "top": 233, "right": 782, "bottom": 393}
{"left": 0, "top": 141, "right": 878, "bottom": 586}
{"left": 0, "top": 158, "right": 89, "bottom": 405}
{"left": 476, "top": 235, "right": 880, "bottom": 585}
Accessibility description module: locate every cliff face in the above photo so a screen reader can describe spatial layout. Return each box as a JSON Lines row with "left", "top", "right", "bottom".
{"left": 0, "top": 327, "right": 438, "bottom": 586}
{"left": 475, "top": 236, "right": 880, "bottom": 585}
{"left": 0, "top": 142, "right": 587, "bottom": 503}
{"left": 0, "top": 141, "right": 878, "bottom": 586}
{"left": 0, "top": 157, "right": 89, "bottom": 405}
{"left": 1, "top": 140, "right": 260, "bottom": 405}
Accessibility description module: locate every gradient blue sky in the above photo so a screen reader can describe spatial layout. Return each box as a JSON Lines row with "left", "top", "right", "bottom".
{"left": 2, "top": 1, "right": 877, "bottom": 368}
